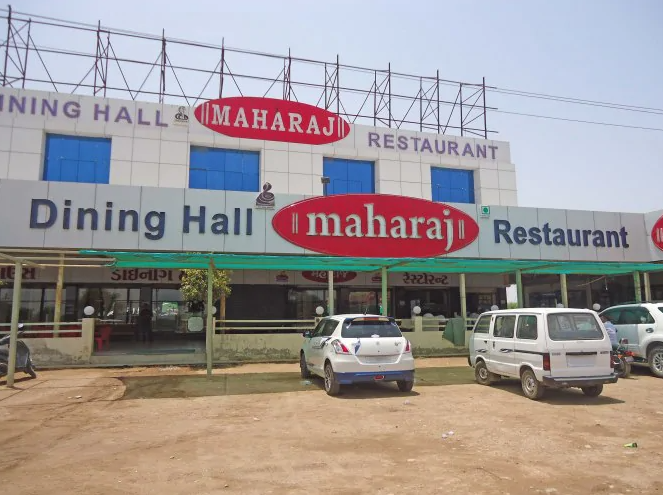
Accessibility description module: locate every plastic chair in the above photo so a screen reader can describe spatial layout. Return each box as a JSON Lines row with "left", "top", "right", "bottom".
{"left": 94, "top": 325, "right": 112, "bottom": 351}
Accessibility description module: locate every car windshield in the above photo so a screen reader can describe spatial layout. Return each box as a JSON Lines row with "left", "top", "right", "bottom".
{"left": 547, "top": 313, "right": 604, "bottom": 341}
{"left": 341, "top": 318, "right": 402, "bottom": 338}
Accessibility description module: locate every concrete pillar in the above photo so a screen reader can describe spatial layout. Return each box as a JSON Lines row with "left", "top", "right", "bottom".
{"left": 206, "top": 262, "right": 214, "bottom": 377}
{"left": 515, "top": 270, "right": 524, "bottom": 308}
{"left": 53, "top": 254, "right": 65, "bottom": 337}
{"left": 328, "top": 271, "right": 334, "bottom": 316}
{"left": 81, "top": 317, "right": 95, "bottom": 362}
{"left": 413, "top": 315, "right": 423, "bottom": 333}
{"left": 459, "top": 273, "right": 467, "bottom": 327}
{"left": 381, "top": 267, "right": 388, "bottom": 316}
{"left": 633, "top": 271, "right": 642, "bottom": 303}
{"left": 560, "top": 273, "right": 569, "bottom": 308}
{"left": 6, "top": 262, "right": 23, "bottom": 387}
{"left": 643, "top": 272, "right": 652, "bottom": 302}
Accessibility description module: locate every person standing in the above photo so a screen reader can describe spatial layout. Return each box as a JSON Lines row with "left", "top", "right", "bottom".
{"left": 600, "top": 314, "right": 618, "bottom": 350}
{"left": 138, "top": 303, "right": 154, "bottom": 343}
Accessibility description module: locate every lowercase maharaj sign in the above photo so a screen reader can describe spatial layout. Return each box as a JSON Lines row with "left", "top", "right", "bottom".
{"left": 272, "top": 194, "right": 479, "bottom": 258}
{"left": 194, "top": 97, "right": 350, "bottom": 145}
{"left": 652, "top": 215, "right": 663, "bottom": 252}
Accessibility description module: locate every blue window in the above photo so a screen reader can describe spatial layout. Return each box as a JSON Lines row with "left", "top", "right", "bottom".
{"left": 189, "top": 147, "right": 259, "bottom": 192}
{"left": 322, "top": 158, "right": 374, "bottom": 195}
{"left": 431, "top": 167, "right": 475, "bottom": 204}
{"left": 43, "top": 134, "right": 111, "bottom": 184}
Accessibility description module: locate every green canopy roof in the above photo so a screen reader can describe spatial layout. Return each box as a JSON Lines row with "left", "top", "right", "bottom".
{"left": 80, "top": 250, "right": 663, "bottom": 275}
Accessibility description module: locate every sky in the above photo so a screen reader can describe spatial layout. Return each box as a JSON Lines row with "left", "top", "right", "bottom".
{"left": 7, "top": 0, "right": 663, "bottom": 214}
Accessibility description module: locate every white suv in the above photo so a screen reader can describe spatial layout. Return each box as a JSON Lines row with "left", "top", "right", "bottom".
{"left": 300, "top": 314, "right": 415, "bottom": 396}
{"left": 600, "top": 303, "right": 663, "bottom": 378}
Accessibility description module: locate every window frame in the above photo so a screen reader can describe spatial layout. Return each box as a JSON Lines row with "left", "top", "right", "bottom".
{"left": 189, "top": 146, "right": 260, "bottom": 192}
{"left": 430, "top": 166, "right": 475, "bottom": 204}
{"left": 473, "top": 315, "right": 491, "bottom": 334}
{"left": 493, "top": 315, "right": 516, "bottom": 339}
{"left": 516, "top": 314, "right": 538, "bottom": 340}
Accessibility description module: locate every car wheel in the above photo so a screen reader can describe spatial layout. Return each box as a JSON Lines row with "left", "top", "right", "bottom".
{"left": 323, "top": 362, "right": 341, "bottom": 396}
{"left": 581, "top": 385, "right": 603, "bottom": 397}
{"left": 474, "top": 360, "right": 496, "bottom": 386}
{"left": 397, "top": 380, "right": 414, "bottom": 392}
{"left": 647, "top": 345, "right": 663, "bottom": 378}
{"left": 618, "top": 359, "right": 631, "bottom": 379}
{"left": 299, "top": 352, "right": 311, "bottom": 379}
{"left": 520, "top": 369, "right": 545, "bottom": 400}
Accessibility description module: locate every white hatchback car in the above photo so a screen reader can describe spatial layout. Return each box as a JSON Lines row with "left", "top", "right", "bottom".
{"left": 300, "top": 314, "right": 415, "bottom": 396}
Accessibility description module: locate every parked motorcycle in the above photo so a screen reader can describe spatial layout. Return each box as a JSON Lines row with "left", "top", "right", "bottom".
{"left": 612, "top": 338, "right": 634, "bottom": 379}
{"left": 0, "top": 324, "right": 37, "bottom": 379}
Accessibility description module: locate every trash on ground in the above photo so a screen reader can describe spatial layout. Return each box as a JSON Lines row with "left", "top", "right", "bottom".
{"left": 301, "top": 380, "right": 312, "bottom": 386}
{"left": 623, "top": 442, "right": 638, "bottom": 448}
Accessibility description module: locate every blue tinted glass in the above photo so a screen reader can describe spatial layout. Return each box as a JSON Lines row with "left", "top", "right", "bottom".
{"left": 43, "top": 134, "right": 110, "bottom": 184}
{"left": 431, "top": 167, "right": 474, "bottom": 204}
{"left": 189, "top": 147, "right": 259, "bottom": 191}
{"left": 323, "top": 158, "right": 374, "bottom": 195}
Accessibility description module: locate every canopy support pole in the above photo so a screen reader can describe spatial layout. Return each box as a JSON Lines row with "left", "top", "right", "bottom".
{"left": 6, "top": 261, "right": 23, "bottom": 387}
{"left": 381, "top": 267, "right": 388, "bottom": 316}
{"left": 327, "top": 271, "right": 334, "bottom": 316}
{"left": 643, "top": 272, "right": 651, "bottom": 302}
{"left": 515, "top": 270, "right": 523, "bottom": 308}
{"left": 459, "top": 273, "right": 467, "bottom": 327}
{"left": 633, "top": 271, "right": 642, "bottom": 303}
{"left": 206, "top": 261, "right": 214, "bottom": 377}
{"left": 560, "top": 273, "right": 569, "bottom": 308}
{"left": 53, "top": 254, "right": 65, "bottom": 337}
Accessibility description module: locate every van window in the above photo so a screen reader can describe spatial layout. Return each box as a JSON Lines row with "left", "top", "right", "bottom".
{"left": 516, "top": 315, "right": 538, "bottom": 340}
{"left": 473, "top": 315, "right": 491, "bottom": 334}
{"left": 493, "top": 315, "right": 515, "bottom": 338}
{"left": 547, "top": 313, "right": 604, "bottom": 341}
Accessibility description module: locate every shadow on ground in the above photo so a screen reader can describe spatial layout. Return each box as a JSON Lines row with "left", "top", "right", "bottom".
{"left": 119, "top": 366, "right": 476, "bottom": 400}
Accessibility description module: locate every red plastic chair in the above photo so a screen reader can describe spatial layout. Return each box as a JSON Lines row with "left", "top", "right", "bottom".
{"left": 94, "top": 325, "right": 112, "bottom": 351}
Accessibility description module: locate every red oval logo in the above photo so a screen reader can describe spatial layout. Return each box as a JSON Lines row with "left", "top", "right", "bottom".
{"left": 272, "top": 194, "right": 479, "bottom": 258}
{"left": 194, "top": 97, "right": 350, "bottom": 145}
{"left": 302, "top": 271, "right": 357, "bottom": 283}
{"left": 652, "top": 215, "right": 663, "bottom": 252}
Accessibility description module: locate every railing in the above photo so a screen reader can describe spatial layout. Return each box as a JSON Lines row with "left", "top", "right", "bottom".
{"left": 0, "top": 322, "right": 83, "bottom": 338}
{"left": 215, "top": 319, "right": 316, "bottom": 335}
{"left": 420, "top": 317, "right": 478, "bottom": 332}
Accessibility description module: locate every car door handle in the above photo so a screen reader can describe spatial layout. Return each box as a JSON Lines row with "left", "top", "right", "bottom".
{"left": 646, "top": 328, "right": 654, "bottom": 333}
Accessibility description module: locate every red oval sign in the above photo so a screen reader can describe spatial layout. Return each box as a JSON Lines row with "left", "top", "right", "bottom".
{"left": 302, "top": 271, "right": 357, "bottom": 283}
{"left": 194, "top": 97, "right": 350, "bottom": 145}
{"left": 652, "top": 215, "right": 663, "bottom": 252}
{"left": 272, "top": 194, "right": 479, "bottom": 258}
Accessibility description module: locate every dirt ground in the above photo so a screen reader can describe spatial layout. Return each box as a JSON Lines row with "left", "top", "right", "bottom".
{"left": 1, "top": 358, "right": 662, "bottom": 495}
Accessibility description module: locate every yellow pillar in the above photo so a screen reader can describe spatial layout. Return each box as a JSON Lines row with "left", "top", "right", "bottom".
{"left": 560, "top": 273, "right": 569, "bottom": 308}
{"left": 53, "top": 254, "right": 65, "bottom": 337}
{"left": 515, "top": 270, "right": 524, "bottom": 308}
{"left": 206, "top": 262, "right": 214, "bottom": 377}
{"left": 6, "top": 262, "right": 23, "bottom": 387}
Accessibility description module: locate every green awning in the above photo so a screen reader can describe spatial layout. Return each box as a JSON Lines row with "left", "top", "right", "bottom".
{"left": 80, "top": 250, "right": 663, "bottom": 275}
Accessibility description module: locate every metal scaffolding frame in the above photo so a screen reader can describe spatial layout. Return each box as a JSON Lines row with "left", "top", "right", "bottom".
{"left": 0, "top": 6, "right": 497, "bottom": 138}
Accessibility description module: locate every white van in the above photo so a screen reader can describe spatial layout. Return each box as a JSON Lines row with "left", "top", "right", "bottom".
{"left": 469, "top": 308, "right": 617, "bottom": 400}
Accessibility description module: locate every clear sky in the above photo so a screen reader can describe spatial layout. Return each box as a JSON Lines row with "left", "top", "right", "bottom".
{"left": 10, "top": 0, "right": 663, "bottom": 214}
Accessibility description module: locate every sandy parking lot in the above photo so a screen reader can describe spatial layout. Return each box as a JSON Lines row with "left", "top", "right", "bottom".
{"left": 1, "top": 358, "right": 662, "bottom": 495}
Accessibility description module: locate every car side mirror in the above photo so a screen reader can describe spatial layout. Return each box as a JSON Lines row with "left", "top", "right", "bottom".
{"left": 303, "top": 331, "right": 312, "bottom": 338}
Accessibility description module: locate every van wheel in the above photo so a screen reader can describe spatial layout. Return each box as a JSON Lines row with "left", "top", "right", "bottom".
{"left": 475, "top": 360, "right": 497, "bottom": 386}
{"left": 581, "top": 385, "right": 603, "bottom": 397}
{"left": 647, "top": 345, "right": 663, "bottom": 378}
{"left": 521, "top": 369, "right": 545, "bottom": 400}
